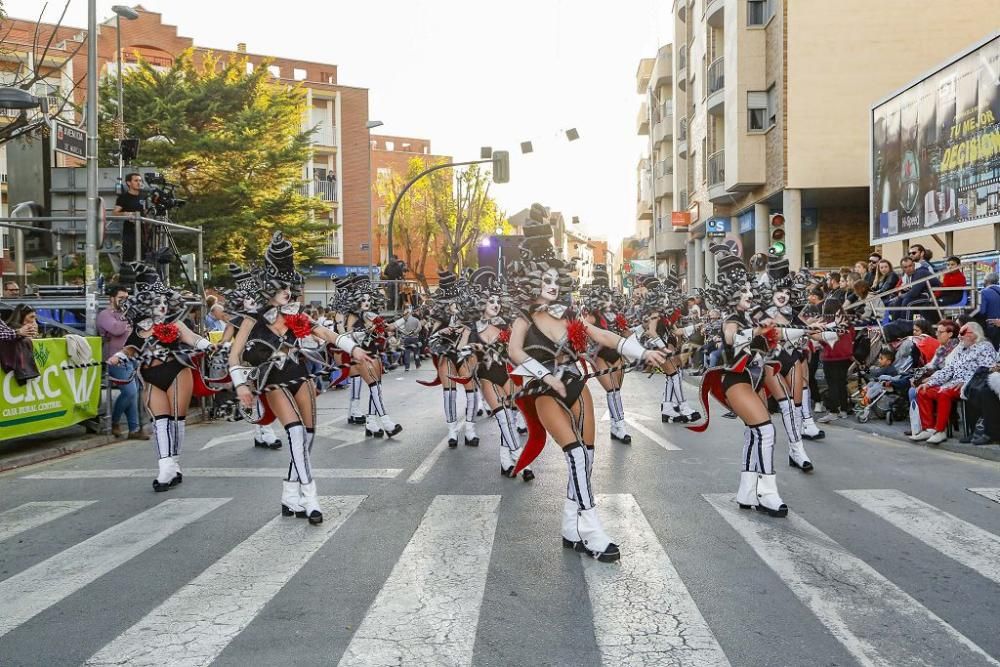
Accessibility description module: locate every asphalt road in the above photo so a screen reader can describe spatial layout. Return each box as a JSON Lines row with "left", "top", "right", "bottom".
{"left": 0, "top": 368, "right": 998, "bottom": 667}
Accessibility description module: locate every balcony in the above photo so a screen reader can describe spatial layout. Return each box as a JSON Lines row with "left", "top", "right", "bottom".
{"left": 676, "top": 0, "right": 686, "bottom": 21}
{"left": 677, "top": 117, "right": 688, "bottom": 158}
{"left": 653, "top": 109, "right": 673, "bottom": 145}
{"left": 706, "top": 57, "right": 725, "bottom": 114}
{"left": 707, "top": 149, "right": 728, "bottom": 202}
{"left": 653, "top": 220, "right": 688, "bottom": 253}
{"left": 323, "top": 231, "right": 341, "bottom": 259}
{"left": 299, "top": 179, "right": 339, "bottom": 202}
{"left": 705, "top": 0, "right": 724, "bottom": 27}
{"left": 652, "top": 46, "right": 672, "bottom": 88}
{"left": 637, "top": 101, "right": 650, "bottom": 135}
{"left": 678, "top": 189, "right": 689, "bottom": 211}
{"left": 655, "top": 159, "right": 674, "bottom": 199}
{"left": 311, "top": 125, "right": 338, "bottom": 148}
{"left": 677, "top": 46, "right": 687, "bottom": 90}
{"left": 637, "top": 199, "right": 653, "bottom": 221}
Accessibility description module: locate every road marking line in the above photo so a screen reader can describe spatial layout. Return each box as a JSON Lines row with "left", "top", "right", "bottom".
{"left": 23, "top": 468, "right": 401, "bottom": 479}
{"left": 969, "top": 488, "right": 1000, "bottom": 504}
{"left": 200, "top": 432, "right": 251, "bottom": 451}
{"left": 838, "top": 489, "right": 1000, "bottom": 586}
{"left": 406, "top": 436, "right": 451, "bottom": 484}
{"left": 330, "top": 438, "right": 368, "bottom": 451}
{"left": 85, "top": 496, "right": 365, "bottom": 667}
{"left": 584, "top": 494, "right": 731, "bottom": 666}
{"left": 338, "top": 495, "right": 500, "bottom": 667}
{"left": 624, "top": 418, "right": 682, "bottom": 451}
{"left": 0, "top": 501, "right": 97, "bottom": 543}
{"left": 704, "top": 493, "right": 999, "bottom": 667}
{"left": 0, "top": 498, "right": 228, "bottom": 638}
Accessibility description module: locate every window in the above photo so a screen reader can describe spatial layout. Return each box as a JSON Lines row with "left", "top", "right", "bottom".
{"left": 748, "top": 91, "right": 768, "bottom": 131}
{"left": 377, "top": 167, "right": 391, "bottom": 179}
{"left": 767, "top": 85, "right": 778, "bottom": 127}
{"left": 267, "top": 65, "right": 281, "bottom": 78}
{"left": 293, "top": 68, "right": 307, "bottom": 81}
{"left": 747, "top": 0, "right": 773, "bottom": 26}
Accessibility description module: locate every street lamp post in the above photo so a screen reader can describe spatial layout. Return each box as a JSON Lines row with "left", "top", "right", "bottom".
{"left": 365, "top": 120, "right": 383, "bottom": 281}
{"left": 84, "top": 0, "right": 99, "bottom": 335}
{"left": 112, "top": 6, "right": 139, "bottom": 182}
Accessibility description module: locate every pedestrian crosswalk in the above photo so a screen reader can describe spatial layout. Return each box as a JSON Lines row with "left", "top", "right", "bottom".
{"left": 1, "top": 489, "right": 998, "bottom": 666}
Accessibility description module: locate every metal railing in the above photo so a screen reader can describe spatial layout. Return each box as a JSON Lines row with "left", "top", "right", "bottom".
{"left": 844, "top": 262, "right": 983, "bottom": 322}
{"left": 324, "top": 231, "right": 341, "bottom": 259}
{"left": 655, "top": 159, "right": 674, "bottom": 178}
{"left": 708, "top": 149, "right": 725, "bottom": 186}
{"left": 708, "top": 57, "right": 725, "bottom": 95}
{"left": 299, "top": 179, "right": 339, "bottom": 201}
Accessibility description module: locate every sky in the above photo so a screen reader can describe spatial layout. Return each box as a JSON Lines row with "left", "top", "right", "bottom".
{"left": 11, "top": 0, "right": 674, "bottom": 247}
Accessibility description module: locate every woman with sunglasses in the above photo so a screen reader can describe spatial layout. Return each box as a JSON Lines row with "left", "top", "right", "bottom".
{"left": 911, "top": 321, "right": 996, "bottom": 445}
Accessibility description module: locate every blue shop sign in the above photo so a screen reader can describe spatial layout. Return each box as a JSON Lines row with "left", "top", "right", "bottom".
{"left": 706, "top": 218, "right": 729, "bottom": 236}
{"left": 308, "top": 264, "right": 380, "bottom": 279}
{"left": 738, "top": 211, "right": 754, "bottom": 234}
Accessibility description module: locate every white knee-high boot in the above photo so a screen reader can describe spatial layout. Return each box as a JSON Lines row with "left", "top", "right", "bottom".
{"left": 737, "top": 421, "right": 787, "bottom": 517}
{"left": 799, "top": 387, "right": 825, "bottom": 439}
{"left": 444, "top": 388, "right": 461, "bottom": 446}
{"left": 607, "top": 389, "right": 631, "bottom": 442}
{"left": 368, "top": 381, "right": 401, "bottom": 436}
{"left": 348, "top": 376, "right": 364, "bottom": 424}
{"left": 255, "top": 422, "right": 282, "bottom": 449}
{"left": 564, "top": 442, "right": 619, "bottom": 562}
{"left": 661, "top": 374, "right": 683, "bottom": 422}
{"left": 151, "top": 415, "right": 180, "bottom": 491}
{"left": 777, "top": 398, "right": 813, "bottom": 472}
{"left": 494, "top": 406, "right": 534, "bottom": 481}
{"left": 464, "top": 390, "right": 479, "bottom": 446}
{"left": 673, "top": 371, "right": 700, "bottom": 420}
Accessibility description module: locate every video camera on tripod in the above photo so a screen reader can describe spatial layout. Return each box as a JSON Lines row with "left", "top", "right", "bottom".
{"left": 143, "top": 172, "right": 186, "bottom": 216}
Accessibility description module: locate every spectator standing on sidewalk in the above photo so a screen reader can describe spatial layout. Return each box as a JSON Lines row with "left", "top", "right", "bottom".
{"left": 817, "top": 300, "right": 855, "bottom": 423}
{"left": 971, "top": 272, "right": 1000, "bottom": 349}
{"left": 98, "top": 285, "right": 142, "bottom": 439}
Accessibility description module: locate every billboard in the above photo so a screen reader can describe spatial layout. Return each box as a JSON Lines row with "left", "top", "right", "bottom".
{"left": 871, "top": 32, "right": 1000, "bottom": 244}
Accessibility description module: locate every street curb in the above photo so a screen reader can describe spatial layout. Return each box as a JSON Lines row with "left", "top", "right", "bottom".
{"left": 0, "top": 408, "right": 211, "bottom": 474}
{"left": 682, "top": 376, "right": 1000, "bottom": 464}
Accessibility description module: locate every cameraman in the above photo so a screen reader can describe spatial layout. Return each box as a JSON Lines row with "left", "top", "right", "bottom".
{"left": 113, "top": 173, "right": 149, "bottom": 262}
{"left": 383, "top": 255, "right": 405, "bottom": 311}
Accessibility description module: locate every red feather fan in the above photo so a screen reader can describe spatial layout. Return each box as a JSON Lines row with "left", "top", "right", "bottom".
{"left": 615, "top": 313, "right": 629, "bottom": 332}
{"left": 567, "top": 318, "right": 588, "bottom": 354}
{"left": 498, "top": 328, "right": 511, "bottom": 344}
{"left": 763, "top": 325, "right": 780, "bottom": 350}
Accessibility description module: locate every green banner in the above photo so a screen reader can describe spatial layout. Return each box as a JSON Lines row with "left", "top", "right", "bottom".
{"left": 0, "top": 337, "right": 102, "bottom": 441}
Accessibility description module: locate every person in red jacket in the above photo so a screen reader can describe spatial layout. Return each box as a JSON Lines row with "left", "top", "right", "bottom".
{"left": 933, "top": 256, "right": 967, "bottom": 306}
{"left": 817, "top": 300, "right": 855, "bottom": 422}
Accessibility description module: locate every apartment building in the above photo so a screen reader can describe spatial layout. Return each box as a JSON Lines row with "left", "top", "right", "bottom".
{"left": 671, "top": 0, "right": 1000, "bottom": 286}
{"left": 635, "top": 44, "right": 687, "bottom": 277}
{"left": 1, "top": 6, "right": 374, "bottom": 294}
{"left": 370, "top": 134, "right": 452, "bottom": 285}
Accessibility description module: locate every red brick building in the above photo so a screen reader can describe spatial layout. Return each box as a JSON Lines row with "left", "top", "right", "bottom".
{"left": 370, "top": 135, "right": 452, "bottom": 286}
{"left": 3, "top": 6, "right": 374, "bottom": 295}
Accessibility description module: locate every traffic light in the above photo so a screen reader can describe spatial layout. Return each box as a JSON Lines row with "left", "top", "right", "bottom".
{"left": 492, "top": 150, "right": 510, "bottom": 184}
{"left": 769, "top": 213, "right": 786, "bottom": 256}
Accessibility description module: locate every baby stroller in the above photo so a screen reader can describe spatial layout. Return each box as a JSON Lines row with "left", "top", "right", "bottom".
{"left": 855, "top": 381, "right": 908, "bottom": 424}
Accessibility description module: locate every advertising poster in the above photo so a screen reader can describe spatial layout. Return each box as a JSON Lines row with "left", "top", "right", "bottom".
{"left": 0, "top": 338, "right": 102, "bottom": 442}
{"left": 871, "top": 33, "right": 1000, "bottom": 243}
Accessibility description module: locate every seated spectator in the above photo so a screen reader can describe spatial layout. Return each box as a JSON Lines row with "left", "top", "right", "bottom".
{"left": 889, "top": 257, "right": 937, "bottom": 322}
{"left": 825, "top": 272, "right": 847, "bottom": 303}
{"left": 912, "top": 321, "right": 996, "bottom": 444}
{"left": 6, "top": 304, "right": 40, "bottom": 338}
{"left": 864, "top": 254, "right": 882, "bottom": 288}
{"left": 872, "top": 259, "right": 901, "bottom": 302}
{"left": 800, "top": 287, "right": 825, "bottom": 323}
{"left": 850, "top": 281, "right": 879, "bottom": 323}
{"left": 911, "top": 318, "right": 941, "bottom": 364}
{"left": 3, "top": 281, "right": 20, "bottom": 298}
{"left": 863, "top": 347, "right": 904, "bottom": 404}
{"left": 933, "top": 256, "right": 967, "bottom": 306}
{"left": 903, "top": 319, "right": 959, "bottom": 435}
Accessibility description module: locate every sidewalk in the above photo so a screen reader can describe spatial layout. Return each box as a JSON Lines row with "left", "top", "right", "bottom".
{"left": 681, "top": 376, "right": 1000, "bottom": 464}
{"left": 0, "top": 408, "right": 211, "bottom": 473}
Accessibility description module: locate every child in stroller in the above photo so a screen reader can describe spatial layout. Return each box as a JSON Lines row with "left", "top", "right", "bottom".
{"left": 855, "top": 346, "right": 911, "bottom": 423}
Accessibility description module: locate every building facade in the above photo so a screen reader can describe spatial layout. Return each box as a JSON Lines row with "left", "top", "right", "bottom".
{"left": 669, "top": 0, "right": 1000, "bottom": 287}
{"left": 3, "top": 6, "right": 375, "bottom": 294}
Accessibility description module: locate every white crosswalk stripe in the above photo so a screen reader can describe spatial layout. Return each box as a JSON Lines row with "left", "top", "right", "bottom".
{"left": 704, "top": 493, "right": 999, "bottom": 667}
{"left": 0, "top": 498, "right": 228, "bottom": 638}
{"left": 584, "top": 494, "right": 730, "bottom": 666}
{"left": 22, "top": 467, "right": 401, "bottom": 479}
{"left": 337, "top": 495, "right": 500, "bottom": 666}
{"left": 0, "top": 501, "right": 97, "bottom": 543}
{"left": 969, "top": 488, "right": 1000, "bottom": 504}
{"left": 85, "top": 496, "right": 365, "bottom": 667}
{"left": 839, "top": 489, "right": 1000, "bottom": 586}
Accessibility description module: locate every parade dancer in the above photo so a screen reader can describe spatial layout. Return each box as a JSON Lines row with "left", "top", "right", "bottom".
{"left": 689, "top": 245, "right": 791, "bottom": 517}
{"left": 424, "top": 271, "right": 476, "bottom": 447}
{"left": 342, "top": 278, "right": 403, "bottom": 438}
{"left": 110, "top": 263, "right": 213, "bottom": 492}
{"left": 581, "top": 266, "right": 632, "bottom": 443}
{"left": 464, "top": 268, "right": 534, "bottom": 479}
{"left": 507, "top": 207, "right": 665, "bottom": 562}
{"left": 219, "top": 263, "right": 283, "bottom": 450}
{"left": 229, "top": 232, "right": 373, "bottom": 524}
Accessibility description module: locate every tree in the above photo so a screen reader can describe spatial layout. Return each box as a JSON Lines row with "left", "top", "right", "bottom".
{"left": 97, "top": 49, "right": 329, "bottom": 277}
{"left": 439, "top": 164, "right": 506, "bottom": 273}
{"left": 375, "top": 156, "right": 452, "bottom": 290}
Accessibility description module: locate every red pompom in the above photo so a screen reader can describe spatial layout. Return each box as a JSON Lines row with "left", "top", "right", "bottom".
{"left": 667, "top": 308, "right": 682, "bottom": 325}
{"left": 567, "top": 318, "right": 588, "bottom": 354}
{"left": 615, "top": 313, "right": 629, "bottom": 332}
{"left": 498, "top": 328, "right": 511, "bottom": 343}
{"left": 284, "top": 313, "right": 313, "bottom": 339}
{"left": 372, "top": 316, "right": 386, "bottom": 335}
{"left": 151, "top": 322, "right": 179, "bottom": 344}
{"left": 763, "top": 326, "right": 780, "bottom": 350}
